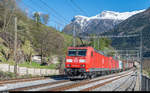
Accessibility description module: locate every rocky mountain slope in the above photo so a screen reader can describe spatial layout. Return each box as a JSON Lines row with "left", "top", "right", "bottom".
{"left": 63, "top": 10, "right": 145, "bottom": 35}
{"left": 106, "top": 8, "right": 150, "bottom": 56}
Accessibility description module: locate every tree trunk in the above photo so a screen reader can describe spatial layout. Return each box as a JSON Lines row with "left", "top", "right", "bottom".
{"left": 30, "top": 54, "right": 32, "bottom": 63}
{"left": 41, "top": 46, "right": 43, "bottom": 64}
{"left": 29, "top": 53, "right": 32, "bottom": 64}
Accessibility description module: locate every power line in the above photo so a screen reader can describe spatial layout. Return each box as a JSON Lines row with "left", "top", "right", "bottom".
{"left": 21, "top": 1, "right": 37, "bottom": 12}
{"left": 31, "top": 0, "right": 67, "bottom": 27}
{"left": 79, "top": 34, "right": 139, "bottom": 39}
{"left": 70, "top": 0, "right": 88, "bottom": 16}
{"left": 30, "top": 0, "right": 66, "bottom": 27}
{"left": 39, "top": 0, "right": 69, "bottom": 22}
{"left": 30, "top": 0, "right": 42, "bottom": 11}
{"left": 21, "top": 0, "right": 65, "bottom": 28}
{"left": 65, "top": 0, "right": 78, "bottom": 14}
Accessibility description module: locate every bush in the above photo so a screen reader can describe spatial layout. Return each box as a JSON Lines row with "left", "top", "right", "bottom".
{"left": 0, "top": 71, "right": 16, "bottom": 80}
{"left": 40, "top": 62, "right": 48, "bottom": 66}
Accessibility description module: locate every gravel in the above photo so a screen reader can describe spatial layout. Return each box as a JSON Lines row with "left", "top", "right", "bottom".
{"left": 2, "top": 78, "right": 61, "bottom": 91}
{"left": 28, "top": 81, "right": 75, "bottom": 91}
{"left": 92, "top": 71, "right": 137, "bottom": 91}
{"left": 65, "top": 71, "right": 134, "bottom": 91}
{"left": 0, "top": 85, "right": 7, "bottom": 91}
{"left": 0, "top": 69, "right": 136, "bottom": 91}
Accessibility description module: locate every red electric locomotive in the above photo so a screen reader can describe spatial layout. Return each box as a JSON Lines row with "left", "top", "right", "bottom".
{"left": 65, "top": 46, "right": 119, "bottom": 80}
{"left": 65, "top": 46, "right": 133, "bottom": 80}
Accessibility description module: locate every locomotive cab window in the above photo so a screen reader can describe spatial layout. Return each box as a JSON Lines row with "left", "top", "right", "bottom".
{"left": 68, "top": 49, "right": 87, "bottom": 56}
{"left": 68, "top": 50, "right": 76, "bottom": 56}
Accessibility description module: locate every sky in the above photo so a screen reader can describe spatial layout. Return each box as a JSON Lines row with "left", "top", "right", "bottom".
{"left": 19, "top": 0, "right": 150, "bottom": 31}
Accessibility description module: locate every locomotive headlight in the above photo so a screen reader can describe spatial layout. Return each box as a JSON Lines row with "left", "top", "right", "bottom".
{"left": 80, "top": 64, "right": 85, "bottom": 67}
{"left": 66, "top": 59, "right": 72, "bottom": 62}
{"left": 67, "top": 64, "right": 71, "bottom": 67}
{"left": 79, "top": 59, "right": 86, "bottom": 63}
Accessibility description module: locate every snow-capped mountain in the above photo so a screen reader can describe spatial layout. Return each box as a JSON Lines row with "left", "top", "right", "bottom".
{"left": 63, "top": 9, "right": 145, "bottom": 35}
{"left": 94, "top": 10, "right": 145, "bottom": 20}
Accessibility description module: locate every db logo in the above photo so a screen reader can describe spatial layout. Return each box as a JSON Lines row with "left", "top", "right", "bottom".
{"left": 74, "top": 58, "right": 78, "bottom": 62}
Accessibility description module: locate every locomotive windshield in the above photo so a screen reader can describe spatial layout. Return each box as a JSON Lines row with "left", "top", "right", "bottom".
{"left": 68, "top": 49, "right": 87, "bottom": 56}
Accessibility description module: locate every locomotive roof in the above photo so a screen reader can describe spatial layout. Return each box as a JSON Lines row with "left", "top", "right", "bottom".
{"left": 68, "top": 46, "right": 106, "bottom": 56}
{"left": 68, "top": 46, "right": 92, "bottom": 49}
{"left": 94, "top": 49, "right": 105, "bottom": 56}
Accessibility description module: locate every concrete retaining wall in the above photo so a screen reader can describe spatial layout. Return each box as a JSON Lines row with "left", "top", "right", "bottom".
{"left": 0, "top": 63, "right": 59, "bottom": 76}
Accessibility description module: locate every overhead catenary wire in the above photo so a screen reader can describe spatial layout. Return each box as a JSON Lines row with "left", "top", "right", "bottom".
{"left": 21, "top": 0, "right": 65, "bottom": 28}
{"left": 30, "top": 0, "right": 65, "bottom": 22}
{"left": 65, "top": 0, "right": 78, "bottom": 14}
{"left": 70, "top": 0, "right": 89, "bottom": 16}
{"left": 39, "top": 0, "right": 69, "bottom": 22}
{"left": 79, "top": 34, "right": 139, "bottom": 39}
{"left": 34, "top": 0, "right": 68, "bottom": 28}
{"left": 30, "top": 0, "right": 66, "bottom": 26}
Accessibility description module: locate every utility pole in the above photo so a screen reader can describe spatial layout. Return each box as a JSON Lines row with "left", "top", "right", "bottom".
{"left": 3, "top": 1, "right": 6, "bottom": 32}
{"left": 94, "top": 37, "right": 96, "bottom": 48}
{"left": 73, "top": 24, "right": 76, "bottom": 47}
{"left": 140, "top": 30, "right": 143, "bottom": 91}
{"left": 127, "top": 50, "right": 128, "bottom": 68}
{"left": 98, "top": 38, "right": 100, "bottom": 49}
{"left": 14, "top": 16, "right": 18, "bottom": 76}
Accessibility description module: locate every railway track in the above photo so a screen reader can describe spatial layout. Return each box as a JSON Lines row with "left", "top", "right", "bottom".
{"left": 81, "top": 71, "right": 135, "bottom": 91}
{"left": 9, "top": 80, "right": 70, "bottom": 91}
{"left": 0, "top": 77, "right": 46, "bottom": 85}
{"left": 30, "top": 69, "right": 135, "bottom": 91}
{"left": 1, "top": 68, "right": 136, "bottom": 91}
{"left": 112, "top": 72, "right": 137, "bottom": 91}
{"left": 46, "top": 69, "right": 135, "bottom": 91}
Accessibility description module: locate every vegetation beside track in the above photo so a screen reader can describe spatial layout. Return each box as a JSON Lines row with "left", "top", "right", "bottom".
{"left": 0, "top": 0, "right": 115, "bottom": 76}
{"left": 0, "top": 61, "right": 58, "bottom": 69}
{"left": 0, "top": 70, "right": 41, "bottom": 81}
{"left": 0, "top": 0, "right": 82, "bottom": 72}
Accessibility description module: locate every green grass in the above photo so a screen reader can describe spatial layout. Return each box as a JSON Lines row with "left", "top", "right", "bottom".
{"left": 0, "top": 70, "right": 40, "bottom": 80}
{"left": 144, "top": 70, "right": 150, "bottom": 77}
{"left": 18, "top": 62, "right": 58, "bottom": 69}
{"left": 0, "top": 61, "right": 15, "bottom": 65}
{"left": 0, "top": 71, "right": 16, "bottom": 80}
{"left": 0, "top": 61, "right": 58, "bottom": 70}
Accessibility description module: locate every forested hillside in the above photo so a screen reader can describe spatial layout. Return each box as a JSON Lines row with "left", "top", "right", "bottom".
{"left": 102, "top": 8, "right": 150, "bottom": 57}
{"left": 0, "top": 0, "right": 81, "bottom": 70}
{"left": 0, "top": 0, "right": 116, "bottom": 73}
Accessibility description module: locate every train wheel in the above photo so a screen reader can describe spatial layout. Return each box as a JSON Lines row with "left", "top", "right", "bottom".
{"left": 70, "top": 78, "right": 73, "bottom": 81}
{"left": 82, "top": 75, "right": 86, "bottom": 79}
{"left": 90, "top": 75, "right": 94, "bottom": 79}
{"left": 90, "top": 73, "right": 95, "bottom": 79}
{"left": 69, "top": 76, "right": 76, "bottom": 81}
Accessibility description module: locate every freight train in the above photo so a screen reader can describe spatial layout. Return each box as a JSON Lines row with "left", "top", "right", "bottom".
{"left": 64, "top": 46, "right": 133, "bottom": 80}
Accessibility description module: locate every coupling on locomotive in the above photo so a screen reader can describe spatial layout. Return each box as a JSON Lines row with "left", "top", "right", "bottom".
{"left": 64, "top": 46, "right": 133, "bottom": 80}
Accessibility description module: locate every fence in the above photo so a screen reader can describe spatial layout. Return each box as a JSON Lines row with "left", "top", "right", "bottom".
{"left": 0, "top": 63, "right": 59, "bottom": 76}
{"left": 142, "top": 75, "right": 150, "bottom": 91}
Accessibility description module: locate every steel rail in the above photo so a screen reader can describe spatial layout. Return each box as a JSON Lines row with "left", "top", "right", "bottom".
{"left": 45, "top": 69, "right": 135, "bottom": 91}
{"left": 0, "top": 77, "right": 46, "bottom": 85}
{"left": 9, "top": 80, "right": 70, "bottom": 91}
{"left": 81, "top": 71, "right": 135, "bottom": 91}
